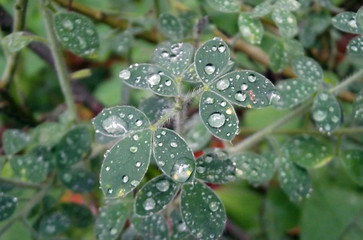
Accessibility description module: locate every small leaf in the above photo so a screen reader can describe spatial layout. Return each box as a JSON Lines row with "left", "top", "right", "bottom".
{"left": 199, "top": 91, "right": 239, "bottom": 141}
{"left": 251, "top": 0, "right": 273, "bottom": 18}
{"left": 195, "top": 149, "right": 236, "bottom": 184}
{"left": 151, "top": 42, "right": 194, "bottom": 77}
{"left": 95, "top": 200, "right": 131, "bottom": 240}
{"left": 39, "top": 211, "right": 71, "bottom": 236}
{"left": 210, "top": 70, "right": 279, "bottom": 108}
{"left": 356, "top": 7, "right": 363, "bottom": 32}
{"left": 272, "top": 9, "right": 298, "bottom": 38}
{"left": 59, "top": 168, "right": 96, "bottom": 193}
{"left": 148, "top": 73, "right": 178, "bottom": 97}
{"left": 11, "top": 153, "right": 49, "bottom": 183}
{"left": 60, "top": 203, "right": 93, "bottom": 228}
{"left": 131, "top": 214, "right": 169, "bottom": 240}
{"left": 0, "top": 194, "right": 17, "bottom": 221}
{"left": 292, "top": 56, "right": 323, "bottom": 87}
{"left": 278, "top": 156, "right": 312, "bottom": 202}
{"left": 54, "top": 12, "right": 99, "bottom": 56}
{"left": 181, "top": 180, "right": 226, "bottom": 240}
{"left": 206, "top": 0, "right": 240, "bottom": 13}
{"left": 238, "top": 13, "right": 264, "bottom": 45}
{"left": 274, "top": 79, "right": 316, "bottom": 109}
{"left": 332, "top": 12, "right": 361, "bottom": 34}
{"left": 353, "top": 90, "right": 363, "bottom": 120}
{"left": 153, "top": 128, "right": 195, "bottom": 183}
{"left": 55, "top": 126, "right": 92, "bottom": 169}
{"left": 169, "top": 210, "right": 190, "bottom": 240}
{"left": 312, "top": 91, "right": 342, "bottom": 134}
{"left": 100, "top": 129, "right": 152, "bottom": 198}
{"left": 281, "top": 135, "right": 334, "bottom": 168}
{"left": 232, "top": 151, "right": 275, "bottom": 185}
{"left": 2, "top": 129, "right": 32, "bottom": 155}
{"left": 1, "top": 32, "right": 33, "bottom": 53}
{"left": 92, "top": 106, "right": 150, "bottom": 137}
{"left": 139, "top": 96, "right": 173, "bottom": 123}
{"left": 347, "top": 35, "right": 363, "bottom": 56}
{"left": 112, "top": 31, "right": 133, "bottom": 54}
{"left": 159, "top": 13, "right": 183, "bottom": 41}
{"left": 340, "top": 149, "right": 363, "bottom": 185}
{"left": 274, "top": 0, "right": 301, "bottom": 11}
{"left": 134, "top": 174, "right": 178, "bottom": 216}
{"left": 180, "top": 63, "right": 200, "bottom": 82}
{"left": 299, "top": 12, "right": 331, "bottom": 47}
{"left": 270, "top": 41, "right": 287, "bottom": 72}
{"left": 195, "top": 38, "right": 230, "bottom": 84}
{"left": 185, "top": 114, "right": 212, "bottom": 151}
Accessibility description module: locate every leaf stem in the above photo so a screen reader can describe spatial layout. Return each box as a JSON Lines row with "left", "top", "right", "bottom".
{"left": 39, "top": 0, "right": 77, "bottom": 121}
{"left": 0, "top": 177, "right": 42, "bottom": 189}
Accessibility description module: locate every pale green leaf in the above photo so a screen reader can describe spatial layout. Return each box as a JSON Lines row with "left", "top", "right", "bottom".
{"left": 112, "top": 31, "right": 133, "bottom": 54}
{"left": 206, "top": 0, "right": 240, "bottom": 13}
{"left": 2, "top": 129, "right": 32, "bottom": 155}
{"left": 347, "top": 35, "right": 363, "bottom": 56}
{"left": 251, "top": 0, "right": 273, "bottom": 18}
{"left": 180, "top": 63, "right": 201, "bottom": 82}
{"left": 357, "top": 7, "right": 363, "bottom": 32}
{"left": 272, "top": 9, "right": 298, "bottom": 38}
{"left": 1, "top": 32, "right": 33, "bottom": 53}
{"left": 238, "top": 13, "right": 264, "bottom": 45}
{"left": 269, "top": 41, "right": 286, "bottom": 72}
{"left": 353, "top": 90, "right": 363, "bottom": 120}
{"left": 11, "top": 153, "right": 49, "bottom": 183}
{"left": 159, "top": 13, "right": 183, "bottom": 41}
{"left": 274, "top": 0, "right": 301, "bottom": 11}
{"left": 292, "top": 56, "right": 324, "bottom": 87}
{"left": 340, "top": 149, "right": 363, "bottom": 185}
{"left": 332, "top": 12, "right": 361, "bottom": 34}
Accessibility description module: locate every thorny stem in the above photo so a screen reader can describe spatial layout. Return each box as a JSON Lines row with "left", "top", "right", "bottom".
{"left": 39, "top": 0, "right": 77, "bottom": 122}
{"left": 228, "top": 69, "right": 363, "bottom": 153}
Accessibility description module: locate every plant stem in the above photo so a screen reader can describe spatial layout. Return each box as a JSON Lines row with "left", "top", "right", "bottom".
{"left": 0, "top": 177, "right": 42, "bottom": 189}
{"left": 238, "top": 127, "right": 363, "bottom": 136}
{"left": 39, "top": 0, "right": 77, "bottom": 122}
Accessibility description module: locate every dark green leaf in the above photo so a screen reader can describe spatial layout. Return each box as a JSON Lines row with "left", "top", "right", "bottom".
{"left": 153, "top": 128, "right": 195, "bottom": 183}
{"left": 269, "top": 41, "right": 286, "bottom": 73}
{"left": 238, "top": 13, "right": 264, "bottom": 45}
{"left": 0, "top": 194, "right": 17, "bottom": 221}
{"left": 292, "top": 56, "right": 323, "bottom": 87}
{"left": 134, "top": 174, "right": 178, "bottom": 216}
{"left": 195, "top": 149, "right": 236, "bottom": 184}
{"left": 169, "top": 209, "right": 190, "bottom": 240}
{"left": 353, "top": 90, "right": 363, "bottom": 120}
{"left": 206, "top": 0, "right": 240, "bottom": 13}
{"left": 181, "top": 63, "right": 200, "bottom": 82}
{"left": 347, "top": 35, "right": 363, "bottom": 56}
{"left": 181, "top": 181, "right": 226, "bottom": 240}
{"left": 2, "top": 129, "right": 32, "bottom": 155}
{"left": 159, "top": 13, "right": 183, "bottom": 41}
{"left": 1, "top": 32, "right": 34, "bottom": 53}
{"left": 59, "top": 168, "right": 96, "bottom": 193}
{"left": 39, "top": 211, "right": 71, "bottom": 236}
{"left": 131, "top": 214, "right": 169, "bottom": 240}
{"left": 199, "top": 91, "right": 239, "bottom": 141}
{"left": 271, "top": 9, "right": 298, "bottom": 38}
{"left": 340, "top": 149, "right": 363, "bottom": 185}
{"left": 139, "top": 96, "right": 173, "bottom": 123}
{"left": 332, "top": 12, "right": 361, "bottom": 34}
{"left": 60, "top": 203, "right": 93, "bottom": 228}
{"left": 100, "top": 129, "right": 152, "bottom": 198}
{"left": 54, "top": 12, "right": 99, "bottom": 56}
{"left": 11, "top": 153, "right": 49, "bottom": 183}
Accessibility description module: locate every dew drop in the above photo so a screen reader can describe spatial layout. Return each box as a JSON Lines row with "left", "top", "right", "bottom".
{"left": 62, "top": 19, "right": 74, "bottom": 31}
{"left": 209, "top": 201, "right": 219, "bottom": 212}
{"left": 143, "top": 198, "right": 156, "bottom": 211}
{"left": 122, "top": 175, "right": 129, "bottom": 183}
{"left": 156, "top": 180, "right": 170, "bottom": 192}
{"left": 248, "top": 73, "right": 256, "bottom": 82}
{"left": 102, "top": 115, "right": 127, "bottom": 135}
{"left": 170, "top": 158, "right": 194, "bottom": 182}
{"left": 267, "top": 90, "right": 281, "bottom": 104}
{"left": 161, "top": 51, "right": 169, "bottom": 58}
{"left": 165, "top": 80, "right": 172, "bottom": 86}
{"left": 170, "top": 142, "right": 178, "bottom": 148}
{"left": 130, "top": 146, "right": 138, "bottom": 153}
{"left": 135, "top": 119, "right": 143, "bottom": 127}
{"left": 119, "top": 70, "right": 131, "bottom": 80}
{"left": 147, "top": 73, "right": 161, "bottom": 86}
{"left": 204, "top": 97, "right": 215, "bottom": 104}
{"left": 348, "top": 18, "right": 357, "bottom": 28}
{"left": 208, "top": 113, "right": 226, "bottom": 128}
{"left": 216, "top": 79, "right": 230, "bottom": 90}
{"left": 313, "top": 110, "right": 327, "bottom": 122}
{"left": 319, "top": 93, "right": 328, "bottom": 101}
{"left": 218, "top": 44, "right": 226, "bottom": 53}
{"left": 235, "top": 91, "right": 247, "bottom": 102}
{"left": 204, "top": 64, "right": 216, "bottom": 75}
{"left": 241, "top": 83, "right": 248, "bottom": 90}
{"left": 110, "top": 228, "right": 118, "bottom": 235}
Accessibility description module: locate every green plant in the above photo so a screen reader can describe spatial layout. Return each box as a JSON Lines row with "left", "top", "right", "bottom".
{"left": 1, "top": 0, "right": 363, "bottom": 240}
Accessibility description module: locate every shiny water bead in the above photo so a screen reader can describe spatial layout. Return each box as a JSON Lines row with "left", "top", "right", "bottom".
{"left": 271, "top": 9, "right": 298, "bottom": 38}
{"left": 347, "top": 35, "right": 363, "bottom": 56}
{"left": 238, "top": 13, "right": 264, "bottom": 45}
{"left": 292, "top": 56, "right": 323, "bottom": 87}
{"left": 159, "top": 13, "right": 183, "bottom": 41}
{"left": 206, "top": 0, "right": 240, "bottom": 13}
{"left": 340, "top": 149, "right": 363, "bottom": 185}
{"left": 332, "top": 12, "right": 361, "bottom": 34}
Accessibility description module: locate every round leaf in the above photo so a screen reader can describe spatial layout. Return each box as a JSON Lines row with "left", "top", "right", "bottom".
{"left": 270, "top": 41, "right": 287, "bottom": 73}
{"left": 206, "top": 0, "right": 240, "bottom": 13}
{"left": 151, "top": 42, "right": 194, "bottom": 77}
{"left": 251, "top": 0, "right": 273, "bottom": 18}
{"left": 271, "top": 9, "right": 298, "bottom": 38}
{"left": 159, "top": 13, "right": 183, "bottom": 41}
{"left": 1, "top": 32, "right": 33, "bottom": 53}
{"left": 60, "top": 203, "right": 93, "bottom": 228}
{"left": 292, "top": 56, "right": 323, "bottom": 87}
{"left": 54, "top": 12, "right": 99, "bottom": 56}
{"left": 148, "top": 73, "right": 178, "bottom": 97}
{"left": 199, "top": 91, "right": 239, "bottom": 141}
{"left": 39, "top": 211, "right": 71, "bottom": 236}
{"left": 210, "top": 70, "right": 279, "bottom": 108}
{"left": 347, "top": 35, "right": 363, "bottom": 56}
{"left": 332, "top": 12, "right": 361, "bottom": 34}
{"left": 112, "top": 31, "right": 133, "bottom": 54}
{"left": 232, "top": 151, "right": 275, "bottom": 185}
{"left": 59, "top": 168, "right": 96, "bottom": 193}
{"left": 0, "top": 194, "right": 17, "bottom": 221}
{"left": 274, "top": 0, "right": 301, "bottom": 11}
{"left": 100, "top": 129, "right": 152, "bottom": 198}
{"left": 181, "top": 181, "right": 226, "bottom": 240}
{"left": 353, "top": 90, "right": 363, "bottom": 120}
{"left": 195, "top": 38, "right": 230, "bottom": 84}
{"left": 11, "top": 154, "right": 49, "bottom": 183}
{"left": 139, "top": 96, "right": 173, "bottom": 123}
{"left": 2, "top": 129, "right": 32, "bottom": 155}
{"left": 134, "top": 174, "right": 178, "bottom": 216}
{"left": 92, "top": 106, "right": 150, "bottom": 137}
{"left": 281, "top": 135, "right": 334, "bottom": 168}
{"left": 274, "top": 79, "right": 316, "bottom": 109}
{"left": 356, "top": 7, "right": 363, "bottom": 32}
{"left": 153, "top": 128, "right": 195, "bottom": 183}
{"left": 131, "top": 214, "right": 169, "bottom": 240}
{"left": 312, "top": 91, "right": 342, "bottom": 134}
{"left": 340, "top": 149, "right": 363, "bottom": 185}
{"left": 181, "top": 63, "right": 200, "bottom": 83}
{"left": 195, "top": 149, "right": 236, "bottom": 184}
{"left": 238, "top": 13, "right": 264, "bottom": 45}
{"left": 169, "top": 210, "right": 190, "bottom": 240}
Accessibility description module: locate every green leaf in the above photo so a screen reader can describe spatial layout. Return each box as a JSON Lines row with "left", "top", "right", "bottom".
{"left": 347, "top": 35, "right": 363, "bottom": 56}
{"left": 0, "top": 194, "right": 17, "bottom": 221}
{"left": 353, "top": 90, "right": 363, "bottom": 120}
{"left": 195, "top": 38, "right": 230, "bottom": 84}
{"left": 169, "top": 209, "right": 190, "bottom": 240}
{"left": 206, "top": 0, "right": 240, "bottom": 13}
{"left": 274, "top": 0, "right": 301, "bottom": 11}
{"left": 181, "top": 180, "right": 226, "bottom": 240}
{"left": 11, "top": 153, "right": 49, "bottom": 183}
{"left": 148, "top": 72, "right": 178, "bottom": 97}
{"left": 54, "top": 12, "right": 99, "bottom": 56}
{"left": 39, "top": 211, "right": 71, "bottom": 236}
{"left": 100, "top": 129, "right": 152, "bottom": 198}
{"left": 92, "top": 106, "right": 150, "bottom": 137}
{"left": 251, "top": 0, "right": 273, "bottom": 18}
{"left": 112, "top": 31, "right": 133, "bottom": 54}
{"left": 151, "top": 42, "right": 194, "bottom": 77}
{"left": 185, "top": 115, "right": 212, "bottom": 151}
{"left": 281, "top": 135, "right": 334, "bottom": 168}
{"left": 278, "top": 156, "right": 312, "bottom": 202}
{"left": 210, "top": 70, "right": 279, "bottom": 108}
{"left": 357, "top": 7, "right": 363, "bottom": 32}
{"left": 195, "top": 149, "right": 236, "bottom": 184}
{"left": 271, "top": 9, "right": 298, "bottom": 38}
{"left": 232, "top": 151, "right": 275, "bottom": 185}
{"left": 134, "top": 174, "right": 178, "bottom": 216}
{"left": 2, "top": 129, "right": 32, "bottom": 155}
{"left": 269, "top": 41, "right": 286, "bottom": 72}
{"left": 159, "top": 13, "right": 183, "bottom": 41}
{"left": 60, "top": 203, "right": 93, "bottom": 228}
{"left": 139, "top": 96, "right": 173, "bottom": 123}
{"left": 312, "top": 90, "right": 342, "bottom": 134}
{"left": 181, "top": 63, "right": 200, "bottom": 82}
{"left": 59, "top": 168, "right": 96, "bottom": 193}
{"left": 238, "top": 13, "right": 264, "bottom": 45}
{"left": 30, "top": 121, "right": 68, "bottom": 147}
{"left": 292, "top": 56, "right": 323, "bottom": 87}
{"left": 274, "top": 79, "right": 316, "bottom": 109}
{"left": 199, "top": 91, "right": 239, "bottom": 141}
{"left": 332, "top": 12, "right": 361, "bottom": 34}
{"left": 153, "top": 128, "right": 195, "bottom": 183}
{"left": 95, "top": 200, "right": 131, "bottom": 240}
{"left": 131, "top": 214, "right": 169, "bottom": 240}
{"left": 121, "top": 226, "right": 143, "bottom": 240}
{"left": 299, "top": 12, "right": 331, "bottom": 47}
{"left": 1, "top": 32, "right": 34, "bottom": 53}
{"left": 55, "top": 126, "right": 92, "bottom": 169}
{"left": 340, "top": 149, "right": 363, "bottom": 185}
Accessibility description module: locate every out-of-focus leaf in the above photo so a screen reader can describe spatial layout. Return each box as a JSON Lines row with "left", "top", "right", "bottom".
{"left": 347, "top": 35, "right": 363, "bottom": 56}
{"left": 206, "top": 0, "right": 240, "bottom": 13}
{"left": 139, "top": 96, "right": 173, "bottom": 123}
{"left": 332, "top": 12, "right": 361, "bottom": 34}
{"left": 159, "top": 13, "right": 183, "bottom": 41}
{"left": 131, "top": 214, "right": 169, "bottom": 240}
{"left": 59, "top": 168, "right": 96, "bottom": 193}
{"left": 271, "top": 9, "right": 298, "bottom": 38}
{"left": 340, "top": 149, "right": 363, "bottom": 185}
{"left": 238, "top": 13, "right": 264, "bottom": 45}
{"left": 39, "top": 211, "right": 70, "bottom": 236}
{"left": 0, "top": 194, "right": 17, "bottom": 221}
{"left": 2, "top": 129, "right": 32, "bottom": 155}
